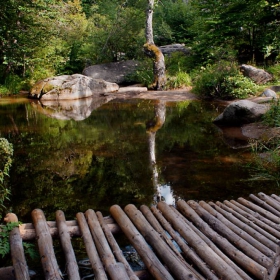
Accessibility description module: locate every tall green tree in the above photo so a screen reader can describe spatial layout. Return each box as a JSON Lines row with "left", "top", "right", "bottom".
{"left": 190, "top": 0, "right": 280, "bottom": 64}
{"left": 0, "top": 0, "right": 88, "bottom": 85}
{"left": 82, "top": 0, "right": 146, "bottom": 63}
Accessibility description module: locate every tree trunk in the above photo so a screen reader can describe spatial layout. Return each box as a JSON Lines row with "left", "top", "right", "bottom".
{"left": 144, "top": 0, "right": 166, "bottom": 90}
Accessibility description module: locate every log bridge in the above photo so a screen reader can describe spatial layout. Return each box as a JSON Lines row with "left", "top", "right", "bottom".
{"left": 2, "top": 192, "right": 280, "bottom": 279}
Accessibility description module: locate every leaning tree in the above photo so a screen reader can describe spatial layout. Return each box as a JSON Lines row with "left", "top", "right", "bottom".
{"left": 144, "top": 0, "right": 166, "bottom": 90}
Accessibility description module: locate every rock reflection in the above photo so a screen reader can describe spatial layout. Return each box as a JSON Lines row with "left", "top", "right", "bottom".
{"left": 30, "top": 95, "right": 115, "bottom": 121}
{"left": 215, "top": 125, "right": 250, "bottom": 149}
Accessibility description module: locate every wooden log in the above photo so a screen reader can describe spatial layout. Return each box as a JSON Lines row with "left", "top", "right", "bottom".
{"left": 96, "top": 211, "right": 139, "bottom": 280}
{"left": 214, "top": 201, "right": 280, "bottom": 253}
{"left": 193, "top": 200, "right": 273, "bottom": 269}
{"left": 224, "top": 200, "right": 280, "bottom": 240}
{"left": 10, "top": 227, "right": 30, "bottom": 280}
{"left": 230, "top": 200, "right": 280, "bottom": 233}
{"left": 125, "top": 204, "right": 200, "bottom": 280}
{"left": 259, "top": 193, "right": 280, "bottom": 213}
{"left": 7, "top": 214, "right": 30, "bottom": 280}
{"left": 176, "top": 200, "right": 268, "bottom": 280}
{"left": 150, "top": 206, "right": 219, "bottom": 280}
{"left": 0, "top": 267, "right": 16, "bottom": 280}
{"left": 238, "top": 197, "right": 280, "bottom": 224}
{"left": 250, "top": 194, "right": 280, "bottom": 217}
{"left": 110, "top": 204, "right": 174, "bottom": 280}
{"left": 31, "top": 209, "right": 62, "bottom": 280}
{"left": 140, "top": 205, "right": 182, "bottom": 259}
{"left": 107, "top": 263, "right": 133, "bottom": 280}
{"left": 19, "top": 217, "right": 116, "bottom": 230}
{"left": 206, "top": 202, "right": 277, "bottom": 275}
{"left": 76, "top": 212, "right": 108, "bottom": 280}
{"left": 171, "top": 205, "right": 253, "bottom": 280}
{"left": 85, "top": 209, "right": 130, "bottom": 280}
{"left": 158, "top": 201, "right": 244, "bottom": 280}
{"left": 271, "top": 194, "right": 280, "bottom": 204}
{"left": 140, "top": 204, "right": 202, "bottom": 279}
{"left": 15, "top": 218, "right": 120, "bottom": 241}
{"left": 268, "top": 254, "right": 280, "bottom": 280}
{"left": 56, "top": 210, "right": 80, "bottom": 280}
{"left": 134, "top": 270, "right": 152, "bottom": 280}
{"left": 202, "top": 201, "right": 276, "bottom": 258}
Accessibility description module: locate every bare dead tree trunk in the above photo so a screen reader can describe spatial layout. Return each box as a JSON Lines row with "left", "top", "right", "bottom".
{"left": 144, "top": 0, "right": 166, "bottom": 90}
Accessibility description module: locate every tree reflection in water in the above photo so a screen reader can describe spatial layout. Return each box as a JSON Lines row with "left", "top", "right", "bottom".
{"left": 146, "top": 100, "right": 175, "bottom": 205}
{"left": 1, "top": 97, "right": 279, "bottom": 222}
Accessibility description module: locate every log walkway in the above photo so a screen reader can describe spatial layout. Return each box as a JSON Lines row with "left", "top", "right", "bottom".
{"left": 2, "top": 192, "right": 280, "bottom": 279}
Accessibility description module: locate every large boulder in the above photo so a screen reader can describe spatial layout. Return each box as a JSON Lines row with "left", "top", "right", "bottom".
{"left": 159, "top": 44, "right": 190, "bottom": 56}
{"left": 213, "top": 100, "right": 269, "bottom": 125}
{"left": 82, "top": 60, "right": 139, "bottom": 84}
{"left": 240, "top": 64, "right": 273, "bottom": 84}
{"left": 29, "top": 74, "right": 119, "bottom": 100}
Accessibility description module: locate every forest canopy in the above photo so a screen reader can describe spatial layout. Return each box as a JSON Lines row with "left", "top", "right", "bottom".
{"left": 0, "top": 0, "right": 279, "bottom": 90}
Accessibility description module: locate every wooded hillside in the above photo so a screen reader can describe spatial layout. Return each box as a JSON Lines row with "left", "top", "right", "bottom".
{"left": 0, "top": 0, "right": 279, "bottom": 91}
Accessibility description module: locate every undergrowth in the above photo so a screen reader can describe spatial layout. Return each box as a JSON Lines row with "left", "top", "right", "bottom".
{"left": 249, "top": 138, "right": 280, "bottom": 185}
{"left": 0, "top": 222, "right": 38, "bottom": 259}
{"left": 192, "top": 62, "right": 259, "bottom": 99}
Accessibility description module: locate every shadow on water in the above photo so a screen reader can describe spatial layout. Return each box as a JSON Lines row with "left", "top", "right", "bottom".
{"left": 0, "top": 96, "right": 279, "bottom": 222}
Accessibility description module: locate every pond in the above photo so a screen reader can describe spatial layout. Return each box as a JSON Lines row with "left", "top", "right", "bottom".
{"left": 0, "top": 95, "right": 279, "bottom": 222}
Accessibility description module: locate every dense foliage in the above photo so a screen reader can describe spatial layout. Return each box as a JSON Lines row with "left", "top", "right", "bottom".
{"left": 192, "top": 62, "right": 260, "bottom": 99}
{"left": 0, "top": 138, "right": 13, "bottom": 219}
{"left": 0, "top": 0, "right": 279, "bottom": 93}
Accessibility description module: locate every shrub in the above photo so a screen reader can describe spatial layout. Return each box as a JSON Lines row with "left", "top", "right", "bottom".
{"left": 192, "top": 62, "right": 259, "bottom": 100}
{"left": 3, "top": 74, "right": 24, "bottom": 94}
{"left": 266, "top": 64, "right": 280, "bottom": 82}
{"left": 262, "top": 99, "right": 280, "bottom": 127}
{"left": 124, "top": 59, "right": 154, "bottom": 87}
{"left": 165, "top": 52, "right": 191, "bottom": 75}
{"left": 249, "top": 137, "right": 280, "bottom": 185}
{"left": 0, "top": 138, "right": 13, "bottom": 219}
{"left": 165, "top": 71, "right": 191, "bottom": 90}
{"left": 222, "top": 74, "right": 260, "bottom": 99}
{"left": 0, "top": 85, "right": 9, "bottom": 96}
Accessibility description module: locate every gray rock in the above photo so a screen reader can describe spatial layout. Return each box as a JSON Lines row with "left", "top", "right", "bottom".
{"left": 261, "top": 89, "right": 277, "bottom": 98}
{"left": 159, "top": 44, "right": 190, "bottom": 56}
{"left": 240, "top": 64, "right": 273, "bottom": 84}
{"left": 269, "top": 85, "right": 280, "bottom": 92}
{"left": 213, "top": 100, "right": 269, "bottom": 125}
{"left": 29, "top": 74, "right": 119, "bottom": 100}
{"left": 82, "top": 60, "right": 139, "bottom": 84}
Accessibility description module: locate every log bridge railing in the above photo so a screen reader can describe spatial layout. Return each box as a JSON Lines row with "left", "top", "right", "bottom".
{"left": 2, "top": 192, "right": 280, "bottom": 279}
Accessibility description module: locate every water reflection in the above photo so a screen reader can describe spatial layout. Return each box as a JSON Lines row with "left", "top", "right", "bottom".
{"left": 0, "top": 98, "right": 279, "bottom": 221}
{"left": 146, "top": 100, "right": 176, "bottom": 205}
{"left": 30, "top": 96, "right": 115, "bottom": 121}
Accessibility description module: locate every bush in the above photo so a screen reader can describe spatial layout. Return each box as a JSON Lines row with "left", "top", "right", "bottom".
{"left": 0, "top": 86, "right": 9, "bottom": 96}
{"left": 266, "top": 64, "right": 280, "bottom": 82}
{"left": 165, "top": 52, "right": 192, "bottom": 75}
{"left": 222, "top": 74, "right": 260, "bottom": 99}
{"left": 124, "top": 59, "right": 154, "bottom": 87}
{"left": 0, "top": 139, "right": 13, "bottom": 220}
{"left": 192, "top": 62, "right": 259, "bottom": 99}
{"left": 262, "top": 99, "right": 280, "bottom": 127}
{"left": 3, "top": 74, "right": 24, "bottom": 94}
{"left": 165, "top": 71, "right": 191, "bottom": 89}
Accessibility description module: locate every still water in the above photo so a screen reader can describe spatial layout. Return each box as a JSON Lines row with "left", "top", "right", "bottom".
{"left": 0, "top": 96, "right": 278, "bottom": 222}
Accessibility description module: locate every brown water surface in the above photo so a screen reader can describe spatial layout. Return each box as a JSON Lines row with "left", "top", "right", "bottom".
{"left": 0, "top": 96, "right": 278, "bottom": 222}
